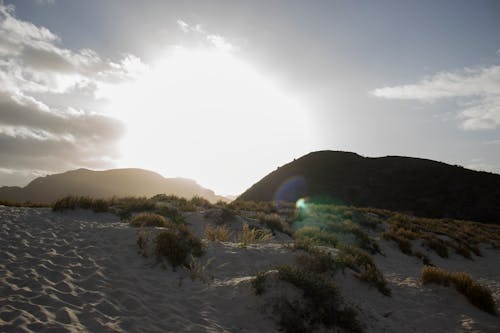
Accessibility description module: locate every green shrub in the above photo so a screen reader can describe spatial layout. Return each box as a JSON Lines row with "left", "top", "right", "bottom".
{"left": 130, "top": 212, "right": 171, "bottom": 227}
{"left": 155, "top": 225, "right": 204, "bottom": 268}
{"left": 296, "top": 247, "right": 337, "bottom": 274}
{"left": 276, "top": 265, "right": 361, "bottom": 332}
{"left": 155, "top": 206, "right": 185, "bottom": 224}
{"left": 421, "top": 266, "right": 496, "bottom": 314}
{"left": 294, "top": 226, "right": 338, "bottom": 248}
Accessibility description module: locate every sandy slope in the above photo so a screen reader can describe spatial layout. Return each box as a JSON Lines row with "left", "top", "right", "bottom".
{"left": 0, "top": 207, "right": 294, "bottom": 332}
{"left": 1, "top": 206, "right": 499, "bottom": 332}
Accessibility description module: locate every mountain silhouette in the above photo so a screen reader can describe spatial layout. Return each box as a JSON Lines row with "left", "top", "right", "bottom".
{"left": 0, "top": 168, "right": 226, "bottom": 203}
{"left": 238, "top": 151, "right": 500, "bottom": 223}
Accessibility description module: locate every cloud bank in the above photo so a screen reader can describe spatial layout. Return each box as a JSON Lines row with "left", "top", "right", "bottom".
{"left": 371, "top": 64, "right": 500, "bottom": 130}
{"left": 0, "top": 4, "right": 139, "bottom": 185}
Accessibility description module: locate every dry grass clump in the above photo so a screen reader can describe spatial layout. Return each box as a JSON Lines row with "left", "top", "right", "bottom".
{"left": 422, "top": 235, "right": 449, "bottom": 258}
{"left": 0, "top": 200, "right": 50, "bottom": 208}
{"left": 185, "top": 256, "right": 216, "bottom": 283}
{"left": 336, "top": 244, "right": 391, "bottom": 296}
{"left": 421, "top": 266, "right": 496, "bottom": 314}
{"left": 205, "top": 224, "right": 232, "bottom": 242}
{"left": 52, "top": 196, "right": 110, "bottom": 212}
{"left": 240, "top": 223, "right": 273, "bottom": 247}
{"left": 155, "top": 224, "right": 204, "bottom": 268}
{"left": 379, "top": 212, "right": 500, "bottom": 256}
{"left": 382, "top": 230, "right": 413, "bottom": 255}
{"left": 130, "top": 212, "right": 171, "bottom": 227}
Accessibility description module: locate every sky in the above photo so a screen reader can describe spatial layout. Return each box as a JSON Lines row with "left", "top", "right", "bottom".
{"left": 1, "top": 0, "right": 500, "bottom": 196}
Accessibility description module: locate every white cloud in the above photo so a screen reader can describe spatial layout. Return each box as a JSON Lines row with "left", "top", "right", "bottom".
{"left": 35, "top": 0, "right": 55, "bottom": 5}
{"left": 176, "top": 18, "right": 235, "bottom": 52}
{"left": 0, "top": 3, "right": 137, "bottom": 180}
{"left": 371, "top": 64, "right": 500, "bottom": 130}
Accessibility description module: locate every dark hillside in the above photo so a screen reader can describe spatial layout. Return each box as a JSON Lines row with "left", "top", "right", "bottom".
{"left": 238, "top": 151, "right": 500, "bottom": 223}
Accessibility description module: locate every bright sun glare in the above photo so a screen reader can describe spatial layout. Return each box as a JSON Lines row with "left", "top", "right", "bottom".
{"left": 101, "top": 46, "right": 316, "bottom": 195}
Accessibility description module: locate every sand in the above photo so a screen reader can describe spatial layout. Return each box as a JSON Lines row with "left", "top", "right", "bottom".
{"left": 1, "top": 206, "right": 499, "bottom": 332}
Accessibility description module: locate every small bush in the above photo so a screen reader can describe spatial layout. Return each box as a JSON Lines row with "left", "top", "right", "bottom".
{"left": 155, "top": 206, "right": 185, "bottom": 224}
{"left": 155, "top": 225, "right": 204, "bottom": 268}
{"left": 130, "top": 212, "right": 170, "bottom": 227}
{"left": 294, "top": 226, "right": 338, "bottom": 248}
{"left": 296, "top": 248, "right": 337, "bottom": 274}
{"left": 205, "top": 224, "right": 232, "bottom": 242}
{"left": 251, "top": 271, "right": 267, "bottom": 295}
{"left": 276, "top": 265, "right": 361, "bottom": 332}
{"left": 240, "top": 223, "right": 273, "bottom": 247}
{"left": 258, "top": 213, "right": 290, "bottom": 235}
{"left": 277, "top": 265, "right": 339, "bottom": 313}
{"left": 190, "top": 196, "right": 212, "bottom": 209}
{"left": 421, "top": 266, "right": 496, "bottom": 314}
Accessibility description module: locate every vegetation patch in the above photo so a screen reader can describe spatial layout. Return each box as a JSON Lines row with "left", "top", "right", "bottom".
{"left": 276, "top": 265, "right": 362, "bottom": 332}
{"left": 335, "top": 244, "right": 391, "bottom": 296}
{"left": 251, "top": 271, "right": 268, "bottom": 295}
{"left": 258, "top": 212, "right": 291, "bottom": 235}
{"left": 205, "top": 224, "right": 232, "bottom": 242}
{"left": 155, "top": 224, "right": 204, "bottom": 268}
{"left": 240, "top": 223, "right": 273, "bottom": 247}
{"left": 295, "top": 247, "right": 337, "bottom": 274}
{"left": 130, "top": 212, "right": 171, "bottom": 228}
{"left": 0, "top": 200, "right": 50, "bottom": 208}
{"left": 294, "top": 226, "right": 338, "bottom": 248}
{"left": 52, "top": 196, "right": 110, "bottom": 212}
{"left": 421, "top": 266, "right": 496, "bottom": 314}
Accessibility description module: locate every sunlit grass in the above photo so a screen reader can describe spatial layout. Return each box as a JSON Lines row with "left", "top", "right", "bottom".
{"left": 421, "top": 266, "right": 496, "bottom": 314}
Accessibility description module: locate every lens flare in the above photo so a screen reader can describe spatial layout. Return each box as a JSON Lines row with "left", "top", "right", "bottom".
{"left": 296, "top": 198, "right": 307, "bottom": 209}
{"left": 273, "top": 176, "right": 307, "bottom": 203}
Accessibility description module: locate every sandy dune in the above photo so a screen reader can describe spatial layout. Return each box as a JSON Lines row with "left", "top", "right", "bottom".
{"left": 1, "top": 206, "right": 499, "bottom": 332}
{"left": 0, "top": 207, "right": 294, "bottom": 332}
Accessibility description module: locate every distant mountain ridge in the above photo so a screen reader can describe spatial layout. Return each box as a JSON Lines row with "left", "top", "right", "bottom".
{"left": 238, "top": 151, "right": 500, "bottom": 224}
{"left": 0, "top": 168, "right": 226, "bottom": 203}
